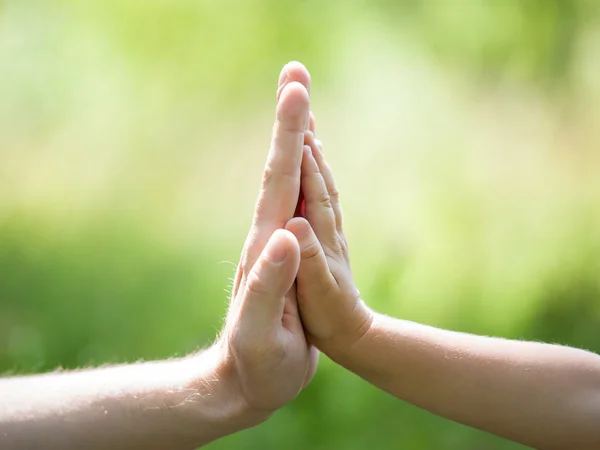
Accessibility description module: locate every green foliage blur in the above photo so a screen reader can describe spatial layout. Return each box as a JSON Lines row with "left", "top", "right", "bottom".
{"left": 1, "top": 1, "right": 600, "bottom": 448}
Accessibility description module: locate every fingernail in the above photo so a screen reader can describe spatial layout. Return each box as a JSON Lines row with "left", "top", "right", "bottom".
{"left": 266, "top": 237, "right": 287, "bottom": 263}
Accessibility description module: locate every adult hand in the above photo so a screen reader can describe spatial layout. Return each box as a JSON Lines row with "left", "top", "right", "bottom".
{"left": 215, "top": 62, "right": 319, "bottom": 415}
{"left": 0, "top": 63, "right": 320, "bottom": 450}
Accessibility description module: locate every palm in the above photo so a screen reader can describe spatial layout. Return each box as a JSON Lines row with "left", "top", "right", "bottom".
{"left": 228, "top": 283, "right": 317, "bottom": 411}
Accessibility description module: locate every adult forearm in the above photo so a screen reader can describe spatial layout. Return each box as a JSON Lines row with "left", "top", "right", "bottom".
{"left": 332, "top": 312, "right": 600, "bottom": 449}
{"left": 0, "top": 346, "right": 263, "bottom": 449}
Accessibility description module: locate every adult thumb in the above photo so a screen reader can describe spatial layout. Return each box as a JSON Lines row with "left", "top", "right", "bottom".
{"left": 240, "top": 229, "right": 300, "bottom": 332}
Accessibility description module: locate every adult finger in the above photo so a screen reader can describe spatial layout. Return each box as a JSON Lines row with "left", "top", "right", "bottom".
{"left": 239, "top": 64, "right": 311, "bottom": 276}
{"left": 277, "top": 61, "right": 311, "bottom": 99}
{"left": 240, "top": 229, "right": 301, "bottom": 334}
{"left": 253, "top": 81, "right": 310, "bottom": 230}
{"left": 276, "top": 62, "right": 312, "bottom": 221}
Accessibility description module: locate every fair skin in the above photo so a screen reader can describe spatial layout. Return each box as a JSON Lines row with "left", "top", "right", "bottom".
{"left": 0, "top": 62, "right": 316, "bottom": 449}
{"left": 292, "top": 114, "right": 600, "bottom": 449}
{"left": 2, "top": 62, "right": 599, "bottom": 449}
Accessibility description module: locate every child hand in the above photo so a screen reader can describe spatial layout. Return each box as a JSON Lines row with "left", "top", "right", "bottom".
{"left": 285, "top": 131, "right": 373, "bottom": 358}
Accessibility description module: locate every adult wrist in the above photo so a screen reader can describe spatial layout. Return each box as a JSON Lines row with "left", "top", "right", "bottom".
{"left": 162, "top": 345, "right": 270, "bottom": 448}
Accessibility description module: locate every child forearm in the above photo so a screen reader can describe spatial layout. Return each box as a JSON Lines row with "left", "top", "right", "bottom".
{"left": 288, "top": 124, "right": 600, "bottom": 448}
{"left": 331, "top": 312, "right": 600, "bottom": 450}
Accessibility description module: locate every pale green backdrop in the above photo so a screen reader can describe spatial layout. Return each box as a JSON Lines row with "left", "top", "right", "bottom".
{"left": 1, "top": 1, "right": 600, "bottom": 448}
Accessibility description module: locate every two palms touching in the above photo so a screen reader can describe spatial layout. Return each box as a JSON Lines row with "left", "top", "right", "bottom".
{"left": 216, "top": 61, "right": 369, "bottom": 414}
{"left": 217, "top": 63, "right": 319, "bottom": 413}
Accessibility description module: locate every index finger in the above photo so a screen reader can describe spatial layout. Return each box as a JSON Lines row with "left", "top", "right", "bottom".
{"left": 253, "top": 73, "right": 311, "bottom": 230}
{"left": 241, "top": 64, "right": 311, "bottom": 274}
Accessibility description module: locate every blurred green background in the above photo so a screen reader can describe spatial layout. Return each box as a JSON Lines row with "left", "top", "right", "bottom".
{"left": 1, "top": 0, "right": 600, "bottom": 448}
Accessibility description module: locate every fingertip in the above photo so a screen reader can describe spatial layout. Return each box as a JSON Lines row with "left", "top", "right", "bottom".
{"left": 310, "top": 138, "right": 328, "bottom": 170}
{"left": 271, "top": 228, "right": 300, "bottom": 262}
{"left": 285, "top": 217, "right": 312, "bottom": 238}
{"left": 277, "top": 82, "right": 310, "bottom": 129}
{"left": 303, "top": 130, "right": 315, "bottom": 147}
{"left": 273, "top": 228, "right": 298, "bottom": 245}
{"left": 314, "top": 138, "right": 323, "bottom": 153}
{"left": 264, "top": 229, "right": 289, "bottom": 263}
{"left": 286, "top": 61, "right": 310, "bottom": 80}
{"left": 301, "top": 144, "right": 319, "bottom": 174}
{"left": 270, "top": 228, "right": 293, "bottom": 245}
{"left": 303, "top": 130, "right": 321, "bottom": 161}
{"left": 278, "top": 61, "right": 311, "bottom": 93}
{"left": 302, "top": 144, "right": 312, "bottom": 160}
{"left": 278, "top": 81, "right": 310, "bottom": 112}
{"left": 242, "top": 229, "right": 300, "bottom": 328}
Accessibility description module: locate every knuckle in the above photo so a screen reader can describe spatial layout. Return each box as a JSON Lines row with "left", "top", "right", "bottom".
{"left": 328, "top": 186, "right": 340, "bottom": 202}
{"left": 245, "top": 270, "right": 270, "bottom": 298}
{"left": 339, "top": 237, "right": 349, "bottom": 255}
{"left": 301, "top": 239, "right": 322, "bottom": 261}
{"left": 261, "top": 165, "right": 274, "bottom": 188}
{"left": 325, "top": 237, "right": 345, "bottom": 258}
{"left": 317, "top": 190, "right": 332, "bottom": 209}
{"left": 261, "top": 162, "right": 298, "bottom": 188}
{"left": 287, "top": 219, "right": 308, "bottom": 238}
